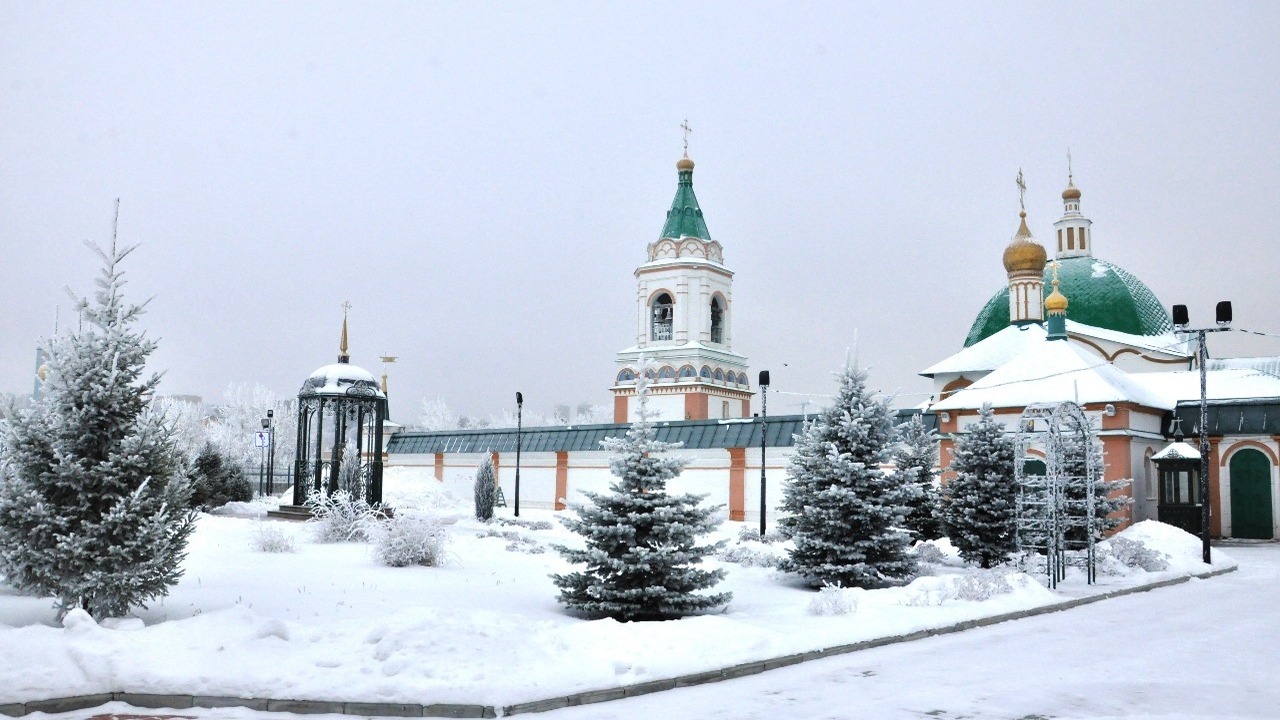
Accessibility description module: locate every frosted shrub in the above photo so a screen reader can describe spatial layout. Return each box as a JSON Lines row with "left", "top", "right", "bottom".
{"left": 497, "top": 517, "right": 553, "bottom": 531}
{"left": 305, "top": 490, "right": 377, "bottom": 543}
{"left": 250, "top": 522, "right": 297, "bottom": 553}
{"left": 373, "top": 512, "right": 449, "bottom": 567}
{"left": 737, "top": 526, "right": 786, "bottom": 544}
{"left": 807, "top": 583, "right": 862, "bottom": 616}
{"left": 717, "top": 545, "right": 782, "bottom": 568}
{"left": 910, "top": 542, "right": 947, "bottom": 565}
{"left": 1105, "top": 537, "right": 1169, "bottom": 572}
{"left": 473, "top": 458, "right": 496, "bottom": 521}
{"left": 951, "top": 568, "right": 1013, "bottom": 602}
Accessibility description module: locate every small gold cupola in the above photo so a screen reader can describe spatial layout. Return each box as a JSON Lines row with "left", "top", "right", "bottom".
{"left": 1045, "top": 261, "right": 1069, "bottom": 341}
{"left": 1004, "top": 169, "right": 1048, "bottom": 326}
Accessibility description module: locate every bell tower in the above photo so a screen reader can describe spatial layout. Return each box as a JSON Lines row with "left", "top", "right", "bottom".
{"left": 611, "top": 144, "right": 753, "bottom": 423}
{"left": 1053, "top": 156, "right": 1094, "bottom": 259}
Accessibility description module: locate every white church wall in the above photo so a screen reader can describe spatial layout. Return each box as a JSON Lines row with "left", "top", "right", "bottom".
{"left": 637, "top": 393, "right": 685, "bottom": 422}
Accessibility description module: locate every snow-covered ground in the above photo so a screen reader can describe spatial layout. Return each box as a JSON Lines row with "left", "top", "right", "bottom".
{"left": 0, "top": 468, "right": 1238, "bottom": 712}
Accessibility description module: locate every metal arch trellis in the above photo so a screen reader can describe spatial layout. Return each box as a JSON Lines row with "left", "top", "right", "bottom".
{"left": 1014, "top": 401, "right": 1104, "bottom": 588}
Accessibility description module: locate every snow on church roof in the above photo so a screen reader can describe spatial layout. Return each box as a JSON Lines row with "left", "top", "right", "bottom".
{"left": 922, "top": 321, "right": 1191, "bottom": 379}
{"left": 930, "top": 338, "right": 1172, "bottom": 411}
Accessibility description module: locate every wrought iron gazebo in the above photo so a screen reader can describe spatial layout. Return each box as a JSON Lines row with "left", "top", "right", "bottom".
{"left": 291, "top": 315, "right": 388, "bottom": 507}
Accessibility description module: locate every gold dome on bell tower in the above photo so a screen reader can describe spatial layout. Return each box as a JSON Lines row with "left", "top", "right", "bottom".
{"left": 1002, "top": 210, "right": 1049, "bottom": 273}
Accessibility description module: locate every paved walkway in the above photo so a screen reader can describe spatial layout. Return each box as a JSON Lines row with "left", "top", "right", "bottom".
{"left": 535, "top": 545, "right": 1278, "bottom": 720}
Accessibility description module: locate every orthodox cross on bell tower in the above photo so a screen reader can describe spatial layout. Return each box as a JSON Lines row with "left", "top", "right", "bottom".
{"left": 1067, "top": 149, "right": 1074, "bottom": 186}
{"left": 1016, "top": 168, "right": 1027, "bottom": 212}
{"left": 681, "top": 118, "right": 692, "bottom": 157}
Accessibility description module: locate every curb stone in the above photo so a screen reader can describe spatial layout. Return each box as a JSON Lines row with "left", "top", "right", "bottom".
{"left": 3, "top": 566, "right": 1237, "bottom": 718}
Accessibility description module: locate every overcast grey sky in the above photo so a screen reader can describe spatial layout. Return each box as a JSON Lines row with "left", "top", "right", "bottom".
{"left": 3, "top": 2, "right": 1279, "bottom": 421}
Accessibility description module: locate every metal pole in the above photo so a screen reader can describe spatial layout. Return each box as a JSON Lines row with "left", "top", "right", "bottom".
{"left": 515, "top": 392, "right": 523, "bottom": 517}
{"left": 760, "top": 383, "right": 768, "bottom": 537}
{"left": 266, "top": 412, "right": 276, "bottom": 496}
{"left": 1198, "top": 330, "right": 1211, "bottom": 564}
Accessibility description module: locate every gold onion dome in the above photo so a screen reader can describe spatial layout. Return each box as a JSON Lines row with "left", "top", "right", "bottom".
{"left": 676, "top": 156, "right": 695, "bottom": 171}
{"left": 1002, "top": 211, "right": 1048, "bottom": 273}
{"left": 1062, "top": 183, "right": 1081, "bottom": 200}
{"left": 1045, "top": 269, "right": 1069, "bottom": 314}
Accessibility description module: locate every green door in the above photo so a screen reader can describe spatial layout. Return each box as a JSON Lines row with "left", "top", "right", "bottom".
{"left": 1229, "top": 449, "right": 1274, "bottom": 540}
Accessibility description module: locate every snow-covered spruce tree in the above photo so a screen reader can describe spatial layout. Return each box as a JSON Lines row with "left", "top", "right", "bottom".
{"left": 188, "top": 442, "right": 252, "bottom": 510}
{"left": 1058, "top": 432, "right": 1129, "bottom": 543}
{"left": 0, "top": 231, "right": 196, "bottom": 619}
{"left": 892, "top": 413, "right": 943, "bottom": 542}
{"left": 779, "top": 366, "right": 916, "bottom": 588}
{"left": 942, "top": 404, "right": 1017, "bottom": 569}
{"left": 473, "top": 457, "right": 496, "bottom": 521}
{"left": 551, "top": 372, "right": 729, "bottom": 620}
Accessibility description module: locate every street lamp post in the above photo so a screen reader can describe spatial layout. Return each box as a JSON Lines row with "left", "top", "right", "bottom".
{"left": 264, "top": 409, "right": 276, "bottom": 496}
{"left": 1172, "top": 301, "right": 1232, "bottom": 564}
{"left": 515, "top": 391, "right": 523, "bottom": 517}
{"left": 758, "top": 370, "right": 770, "bottom": 537}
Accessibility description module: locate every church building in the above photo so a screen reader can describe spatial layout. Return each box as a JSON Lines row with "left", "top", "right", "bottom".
{"left": 922, "top": 172, "right": 1280, "bottom": 540}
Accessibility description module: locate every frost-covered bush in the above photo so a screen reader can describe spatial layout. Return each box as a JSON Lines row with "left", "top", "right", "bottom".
{"left": 305, "top": 489, "right": 377, "bottom": 543}
{"left": 807, "top": 583, "right": 862, "bottom": 616}
{"left": 737, "top": 526, "right": 786, "bottom": 544}
{"left": 250, "top": 522, "right": 297, "bottom": 553}
{"left": 373, "top": 512, "right": 449, "bottom": 567}
{"left": 478, "top": 527, "right": 544, "bottom": 554}
{"left": 473, "top": 458, "right": 496, "bottom": 521}
{"left": 717, "top": 544, "right": 783, "bottom": 568}
{"left": 951, "top": 568, "right": 1013, "bottom": 602}
{"left": 497, "top": 517, "right": 553, "bottom": 531}
{"left": 909, "top": 542, "right": 947, "bottom": 565}
{"left": 1101, "top": 537, "right": 1169, "bottom": 573}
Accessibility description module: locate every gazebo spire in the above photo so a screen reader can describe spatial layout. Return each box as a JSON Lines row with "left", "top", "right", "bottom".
{"left": 339, "top": 300, "right": 351, "bottom": 364}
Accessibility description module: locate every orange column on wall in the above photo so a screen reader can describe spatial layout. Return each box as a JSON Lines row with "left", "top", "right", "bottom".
{"left": 555, "top": 451, "right": 569, "bottom": 510}
{"left": 614, "top": 395, "right": 628, "bottom": 424}
{"left": 728, "top": 448, "right": 746, "bottom": 521}
{"left": 491, "top": 452, "right": 500, "bottom": 484}
{"left": 685, "top": 392, "right": 709, "bottom": 421}
{"left": 1101, "top": 435, "right": 1134, "bottom": 531}
{"left": 433, "top": 453, "right": 444, "bottom": 481}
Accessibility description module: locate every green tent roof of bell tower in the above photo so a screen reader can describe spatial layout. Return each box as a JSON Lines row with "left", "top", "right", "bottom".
{"left": 660, "top": 158, "right": 712, "bottom": 241}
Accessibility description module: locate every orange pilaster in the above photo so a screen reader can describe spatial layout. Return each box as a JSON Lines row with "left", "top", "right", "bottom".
{"left": 1101, "top": 435, "right": 1134, "bottom": 531}
{"left": 741, "top": 399, "right": 751, "bottom": 417}
{"left": 685, "top": 392, "right": 709, "bottom": 420}
{"left": 613, "top": 395, "right": 628, "bottom": 424}
{"left": 555, "top": 451, "right": 569, "bottom": 510}
{"left": 434, "top": 453, "right": 444, "bottom": 481}
{"left": 728, "top": 448, "right": 746, "bottom": 521}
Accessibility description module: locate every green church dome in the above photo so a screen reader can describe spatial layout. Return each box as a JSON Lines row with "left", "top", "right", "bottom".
{"left": 964, "top": 256, "right": 1173, "bottom": 347}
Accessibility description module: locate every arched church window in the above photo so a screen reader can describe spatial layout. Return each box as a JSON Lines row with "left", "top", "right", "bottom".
{"left": 737, "top": 372, "right": 748, "bottom": 387}
{"left": 651, "top": 292, "right": 674, "bottom": 341}
{"left": 678, "top": 365, "right": 696, "bottom": 379}
{"left": 617, "top": 368, "right": 635, "bottom": 383}
{"left": 699, "top": 365, "right": 712, "bottom": 380}
{"left": 713, "top": 368, "right": 725, "bottom": 383}
{"left": 710, "top": 297, "right": 724, "bottom": 344}
{"left": 657, "top": 366, "right": 676, "bottom": 380}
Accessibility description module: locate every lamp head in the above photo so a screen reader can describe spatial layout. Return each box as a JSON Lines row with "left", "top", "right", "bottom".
{"left": 758, "top": 370, "right": 771, "bottom": 388}
{"left": 1215, "top": 300, "right": 1233, "bottom": 326}
{"left": 1172, "top": 304, "right": 1189, "bottom": 329}
{"left": 516, "top": 391, "right": 524, "bottom": 406}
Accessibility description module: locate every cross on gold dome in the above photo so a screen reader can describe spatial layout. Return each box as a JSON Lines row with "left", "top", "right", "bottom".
{"left": 1016, "top": 168, "right": 1027, "bottom": 212}
{"left": 681, "top": 118, "right": 692, "bottom": 157}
